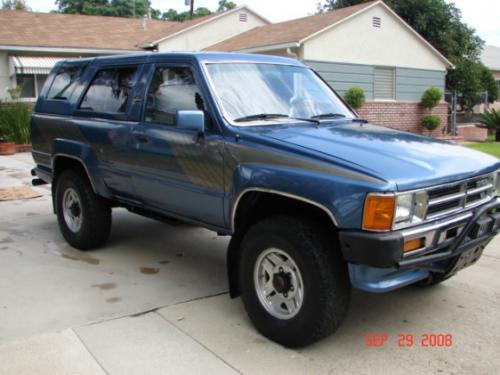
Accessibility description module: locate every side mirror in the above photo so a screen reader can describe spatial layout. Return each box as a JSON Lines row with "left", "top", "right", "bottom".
{"left": 176, "top": 110, "right": 205, "bottom": 133}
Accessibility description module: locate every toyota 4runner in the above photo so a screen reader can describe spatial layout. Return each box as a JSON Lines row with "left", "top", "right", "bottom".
{"left": 30, "top": 52, "right": 500, "bottom": 347}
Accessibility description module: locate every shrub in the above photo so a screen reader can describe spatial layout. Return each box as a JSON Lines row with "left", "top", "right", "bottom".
{"left": 0, "top": 103, "right": 31, "bottom": 144}
{"left": 420, "top": 87, "right": 443, "bottom": 110}
{"left": 344, "top": 87, "right": 366, "bottom": 110}
{"left": 477, "top": 108, "right": 500, "bottom": 141}
{"left": 421, "top": 114, "right": 441, "bottom": 132}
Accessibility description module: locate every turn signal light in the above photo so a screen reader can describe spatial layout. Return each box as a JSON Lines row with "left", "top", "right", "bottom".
{"left": 363, "top": 194, "right": 395, "bottom": 231}
{"left": 403, "top": 237, "right": 425, "bottom": 253}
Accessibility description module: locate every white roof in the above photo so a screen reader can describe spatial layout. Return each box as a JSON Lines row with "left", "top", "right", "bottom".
{"left": 481, "top": 45, "right": 500, "bottom": 71}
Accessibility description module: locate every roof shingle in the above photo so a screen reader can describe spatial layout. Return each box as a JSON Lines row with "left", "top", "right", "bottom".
{"left": 0, "top": 10, "right": 223, "bottom": 51}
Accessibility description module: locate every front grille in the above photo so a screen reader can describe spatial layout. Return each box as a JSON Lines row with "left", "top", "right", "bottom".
{"left": 426, "top": 175, "right": 495, "bottom": 220}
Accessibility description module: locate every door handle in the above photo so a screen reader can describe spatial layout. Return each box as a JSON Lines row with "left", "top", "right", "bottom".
{"left": 132, "top": 131, "right": 149, "bottom": 143}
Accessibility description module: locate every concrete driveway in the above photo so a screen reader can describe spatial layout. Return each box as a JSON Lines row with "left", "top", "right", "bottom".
{"left": 1, "top": 152, "right": 499, "bottom": 374}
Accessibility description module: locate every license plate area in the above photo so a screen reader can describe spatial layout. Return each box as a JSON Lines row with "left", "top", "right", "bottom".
{"left": 450, "top": 245, "right": 485, "bottom": 273}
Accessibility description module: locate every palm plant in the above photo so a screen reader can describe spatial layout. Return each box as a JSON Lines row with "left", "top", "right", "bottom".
{"left": 478, "top": 109, "right": 500, "bottom": 142}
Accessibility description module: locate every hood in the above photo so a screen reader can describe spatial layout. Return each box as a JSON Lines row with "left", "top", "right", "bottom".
{"left": 248, "top": 122, "right": 500, "bottom": 191}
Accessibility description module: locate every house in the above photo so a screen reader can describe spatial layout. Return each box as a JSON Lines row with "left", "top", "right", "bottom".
{"left": 207, "top": 0, "right": 453, "bottom": 133}
{"left": 481, "top": 45, "right": 500, "bottom": 110}
{"left": 0, "top": 6, "right": 268, "bottom": 101}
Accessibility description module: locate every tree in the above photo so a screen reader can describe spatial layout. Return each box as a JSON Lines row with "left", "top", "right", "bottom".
{"left": 1, "top": 0, "right": 30, "bottom": 10}
{"left": 317, "top": 0, "right": 364, "bottom": 12}
{"left": 477, "top": 109, "right": 500, "bottom": 141}
{"left": 479, "top": 64, "right": 499, "bottom": 104}
{"left": 162, "top": 7, "right": 212, "bottom": 21}
{"left": 446, "top": 59, "right": 482, "bottom": 112}
{"left": 55, "top": 0, "right": 161, "bottom": 19}
{"left": 217, "top": 0, "right": 237, "bottom": 12}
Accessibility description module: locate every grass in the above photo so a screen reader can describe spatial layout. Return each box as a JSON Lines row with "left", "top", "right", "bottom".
{"left": 465, "top": 136, "right": 500, "bottom": 158}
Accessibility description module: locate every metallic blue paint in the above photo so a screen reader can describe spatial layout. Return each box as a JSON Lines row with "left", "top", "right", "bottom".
{"left": 348, "top": 263, "right": 430, "bottom": 292}
{"left": 247, "top": 122, "right": 500, "bottom": 191}
{"left": 30, "top": 52, "right": 500, "bottom": 293}
{"left": 52, "top": 139, "right": 112, "bottom": 198}
{"left": 176, "top": 110, "right": 205, "bottom": 132}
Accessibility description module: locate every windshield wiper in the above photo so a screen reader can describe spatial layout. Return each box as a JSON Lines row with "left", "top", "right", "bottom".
{"left": 310, "top": 113, "right": 346, "bottom": 120}
{"left": 234, "top": 113, "right": 287, "bottom": 122}
{"left": 234, "top": 113, "right": 319, "bottom": 124}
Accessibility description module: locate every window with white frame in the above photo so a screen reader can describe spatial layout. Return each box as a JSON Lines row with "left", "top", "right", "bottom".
{"left": 9, "top": 56, "right": 64, "bottom": 100}
{"left": 16, "top": 73, "right": 48, "bottom": 99}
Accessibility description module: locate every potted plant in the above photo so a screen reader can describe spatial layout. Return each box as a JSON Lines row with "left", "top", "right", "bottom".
{"left": 0, "top": 95, "right": 32, "bottom": 153}
{"left": 0, "top": 101, "right": 16, "bottom": 155}
{"left": 0, "top": 126, "right": 16, "bottom": 155}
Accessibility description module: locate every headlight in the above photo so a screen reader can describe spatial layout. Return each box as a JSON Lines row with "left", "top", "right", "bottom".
{"left": 393, "top": 191, "right": 427, "bottom": 229}
{"left": 363, "top": 191, "right": 428, "bottom": 231}
{"left": 494, "top": 170, "right": 500, "bottom": 194}
{"left": 394, "top": 191, "right": 428, "bottom": 228}
{"left": 394, "top": 194, "right": 413, "bottom": 223}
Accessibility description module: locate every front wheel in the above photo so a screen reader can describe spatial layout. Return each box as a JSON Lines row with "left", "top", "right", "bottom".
{"left": 55, "top": 170, "right": 112, "bottom": 250}
{"left": 239, "top": 216, "right": 351, "bottom": 347}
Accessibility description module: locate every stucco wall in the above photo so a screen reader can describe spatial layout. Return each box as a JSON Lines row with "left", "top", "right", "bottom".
{"left": 302, "top": 4, "right": 448, "bottom": 71}
{"left": 158, "top": 9, "right": 267, "bottom": 52}
{"left": 305, "top": 60, "right": 445, "bottom": 102}
{"left": 0, "top": 52, "right": 11, "bottom": 101}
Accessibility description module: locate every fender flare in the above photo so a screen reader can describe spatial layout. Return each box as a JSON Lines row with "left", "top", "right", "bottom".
{"left": 51, "top": 139, "right": 111, "bottom": 198}
{"left": 227, "top": 188, "right": 339, "bottom": 298}
{"left": 231, "top": 188, "right": 338, "bottom": 232}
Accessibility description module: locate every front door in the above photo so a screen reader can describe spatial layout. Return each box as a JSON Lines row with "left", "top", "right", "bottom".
{"left": 130, "top": 64, "right": 225, "bottom": 227}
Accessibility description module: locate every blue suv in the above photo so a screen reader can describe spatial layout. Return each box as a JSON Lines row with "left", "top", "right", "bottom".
{"left": 30, "top": 52, "right": 500, "bottom": 347}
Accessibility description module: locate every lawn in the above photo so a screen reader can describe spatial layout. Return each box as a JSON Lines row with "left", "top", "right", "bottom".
{"left": 465, "top": 139, "right": 500, "bottom": 158}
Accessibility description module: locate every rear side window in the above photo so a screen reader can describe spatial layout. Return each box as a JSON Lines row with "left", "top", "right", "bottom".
{"left": 80, "top": 67, "right": 138, "bottom": 114}
{"left": 47, "top": 66, "right": 83, "bottom": 100}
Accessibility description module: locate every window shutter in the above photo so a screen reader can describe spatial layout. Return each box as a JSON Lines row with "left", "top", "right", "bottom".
{"left": 374, "top": 67, "right": 395, "bottom": 100}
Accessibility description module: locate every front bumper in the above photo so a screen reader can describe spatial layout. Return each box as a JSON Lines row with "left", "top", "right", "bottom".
{"left": 339, "top": 197, "right": 500, "bottom": 292}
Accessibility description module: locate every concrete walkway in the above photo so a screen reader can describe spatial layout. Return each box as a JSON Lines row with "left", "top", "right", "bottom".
{"left": 1, "top": 153, "right": 500, "bottom": 374}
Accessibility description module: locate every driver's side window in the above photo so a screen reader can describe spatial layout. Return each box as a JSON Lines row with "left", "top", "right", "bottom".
{"left": 145, "top": 66, "right": 205, "bottom": 126}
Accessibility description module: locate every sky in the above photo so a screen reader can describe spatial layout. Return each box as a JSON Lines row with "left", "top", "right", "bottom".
{"left": 26, "top": 0, "right": 500, "bottom": 47}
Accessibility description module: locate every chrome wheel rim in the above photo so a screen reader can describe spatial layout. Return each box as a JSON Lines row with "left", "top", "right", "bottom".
{"left": 62, "top": 188, "right": 82, "bottom": 233}
{"left": 254, "top": 248, "right": 304, "bottom": 320}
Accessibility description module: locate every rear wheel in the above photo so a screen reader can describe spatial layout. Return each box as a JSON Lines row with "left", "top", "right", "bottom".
{"left": 239, "top": 216, "right": 351, "bottom": 347}
{"left": 55, "top": 170, "right": 111, "bottom": 250}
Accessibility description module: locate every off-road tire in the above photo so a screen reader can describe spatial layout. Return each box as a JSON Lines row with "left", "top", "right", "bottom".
{"left": 55, "top": 170, "right": 111, "bottom": 250}
{"left": 239, "top": 215, "right": 351, "bottom": 347}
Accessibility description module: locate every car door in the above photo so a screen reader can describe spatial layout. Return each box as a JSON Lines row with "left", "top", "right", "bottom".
{"left": 72, "top": 64, "right": 144, "bottom": 202}
{"left": 129, "top": 63, "right": 225, "bottom": 227}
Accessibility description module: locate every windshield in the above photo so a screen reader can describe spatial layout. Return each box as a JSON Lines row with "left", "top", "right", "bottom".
{"left": 205, "top": 63, "right": 354, "bottom": 125}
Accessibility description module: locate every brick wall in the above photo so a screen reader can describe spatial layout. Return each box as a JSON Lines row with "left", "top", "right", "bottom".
{"left": 457, "top": 125, "right": 488, "bottom": 141}
{"left": 357, "top": 102, "right": 449, "bottom": 135}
